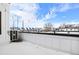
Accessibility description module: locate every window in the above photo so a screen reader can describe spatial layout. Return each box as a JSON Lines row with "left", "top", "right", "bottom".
{"left": 0, "top": 12, "right": 1, "bottom": 34}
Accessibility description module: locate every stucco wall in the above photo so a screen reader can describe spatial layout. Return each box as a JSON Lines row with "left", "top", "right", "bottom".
{"left": 0, "top": 3, "right": 10, "bottom": 45}
{"left": 21, "top": 33, "right": 79, "bottom": 55}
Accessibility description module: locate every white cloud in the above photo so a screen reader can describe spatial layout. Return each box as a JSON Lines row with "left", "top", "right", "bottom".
{"left": 10, "top": 3, "right": 41, "bottom": 28}
{"left": 10, "top": 3, "right": 56, "bottom": 28}
{"left": 58, "top": 4, "right": 79, "bottom": 12}
{"left": 40, "top": 7, "right": 57, "bottom": 22}
{"left": 50, "top": 3, "right": 79, "bottom": 13}
{"left": 10, "top": 3, "right": 39, "bottom": 13}
{"left": 65, "top": 21, "right": 79, "bottom": 24}
{"left": 59, "top": 4, "right": 70, "bottom": 12}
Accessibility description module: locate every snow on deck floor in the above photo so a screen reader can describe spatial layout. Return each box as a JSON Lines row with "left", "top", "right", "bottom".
{"left": 0, "top": 41, "right": 71, "bottom": 55}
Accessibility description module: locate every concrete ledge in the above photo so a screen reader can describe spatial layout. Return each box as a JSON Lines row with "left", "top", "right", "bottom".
{"left": 20, "top": 32, "right": 79, "bottom": 37}
{"left": 20, "top": 33, "right": 79, "bottom": 54}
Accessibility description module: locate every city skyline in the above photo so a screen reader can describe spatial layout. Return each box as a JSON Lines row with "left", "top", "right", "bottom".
{"left": 10, "top": 3, "right": 79, "bottom": 28}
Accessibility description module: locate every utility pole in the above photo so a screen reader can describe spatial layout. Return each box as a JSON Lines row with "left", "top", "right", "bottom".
{"left": 17, "top": 16, "right": 18, "bottom": 30}
{"left": 22, "top": 20, "right": 24, "bottom": 31}
{"left": 12, "top": 15, "right": 14, "bottom": 30}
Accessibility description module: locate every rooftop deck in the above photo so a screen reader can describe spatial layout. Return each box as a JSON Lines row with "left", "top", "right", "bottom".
{"left": 0, "top": 33, "right": 79, "bottom": 55}
{"left": 0, "top": 41, "right": 70, "bottom": 55}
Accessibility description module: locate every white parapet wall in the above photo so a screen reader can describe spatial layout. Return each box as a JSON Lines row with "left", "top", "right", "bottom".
{"left": 0, "top": 3, "right": 10, "bottom": 45}
{"left": 21, "top": 33, "right": 79, "bottom": 55}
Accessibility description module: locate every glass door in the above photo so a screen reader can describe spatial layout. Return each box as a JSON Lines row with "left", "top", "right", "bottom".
{"left": 0, "top": 12, "right": 1, "bottom": 34}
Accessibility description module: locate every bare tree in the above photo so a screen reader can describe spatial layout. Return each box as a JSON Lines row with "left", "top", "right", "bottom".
{"left": 44, "top": 23, "right": 53, "bottom": 32}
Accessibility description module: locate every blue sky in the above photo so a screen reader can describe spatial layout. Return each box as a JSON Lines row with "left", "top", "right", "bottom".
{"left": 10, "top": 3, "right": 79, "bottom": 28}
